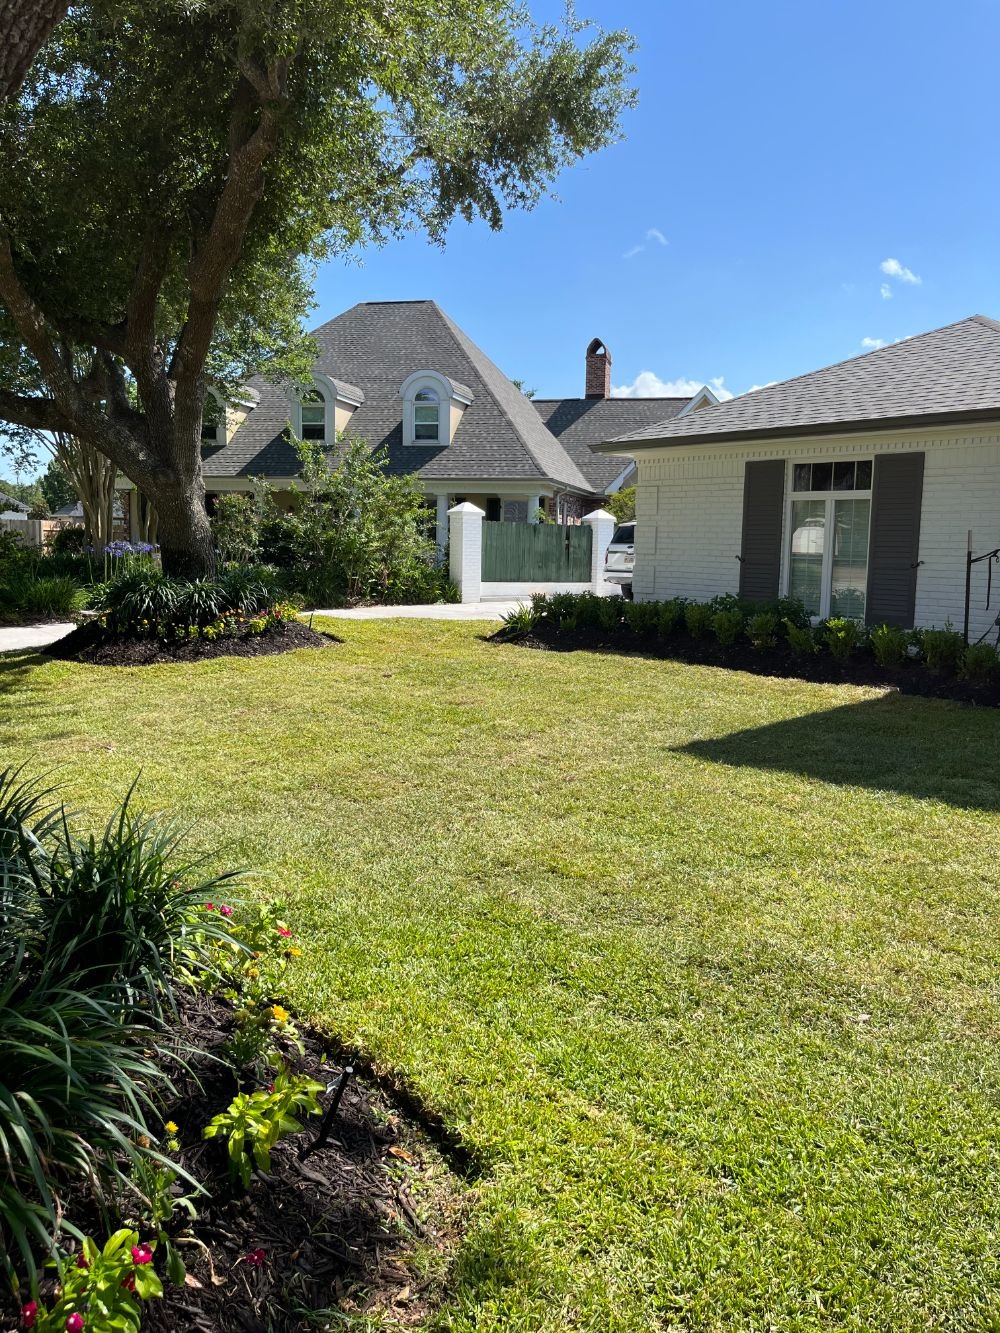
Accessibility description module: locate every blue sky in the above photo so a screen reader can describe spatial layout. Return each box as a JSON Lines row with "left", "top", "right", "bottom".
{"left": 312, "top": 0, "right": 1000, "bottom": 402}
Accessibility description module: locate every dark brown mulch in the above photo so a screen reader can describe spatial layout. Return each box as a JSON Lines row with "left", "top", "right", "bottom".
{"left": 43, "top": 619, "right": 336, "bottom": 667}
{"left": 494, "top": 621, "right": 1000, "bottom": 708}
{"left": 0, "top": 991, "right": 464, "bottom": 1333}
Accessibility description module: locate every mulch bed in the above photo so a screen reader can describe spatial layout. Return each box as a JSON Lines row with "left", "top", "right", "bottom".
{"left": 43, "top": 619, "right": 336, "bottom": 666}
{"left": 494, "top": 621, "right": 1000, "bottom": 708}
{"left": 0, "top": 991, "right": 463, "bottom": 1333}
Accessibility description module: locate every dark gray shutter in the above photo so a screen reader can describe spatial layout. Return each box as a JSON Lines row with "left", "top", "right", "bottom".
{"left": 865, "top": 452, "right": 924, "bottom": 628}
{"left": 739, "top": 460, "right": 785, "bottom": 600}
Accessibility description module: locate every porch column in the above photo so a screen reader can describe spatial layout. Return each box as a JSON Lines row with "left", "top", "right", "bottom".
{"left": 434, "top": 493, "right": 449, "bottom": 560}
{"left": 527, "top": 495, "right": 542, "bottom": 523}
{"left": 448, "top": 502, "right": 484, "bottom": 603}
{"left": 582, "top": 507, "right": 616, "bottom": 595}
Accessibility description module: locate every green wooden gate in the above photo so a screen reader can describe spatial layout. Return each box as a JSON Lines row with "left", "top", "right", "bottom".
{"left": 481, "top": 521, "right": 592, "bottom": 581}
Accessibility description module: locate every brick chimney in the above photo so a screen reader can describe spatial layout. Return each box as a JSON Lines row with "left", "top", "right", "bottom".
{"left": 585, "top": 338, "right": 611, "bottom": 399}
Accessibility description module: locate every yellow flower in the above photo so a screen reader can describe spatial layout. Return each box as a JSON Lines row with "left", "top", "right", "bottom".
{"left": 271, "top": 1004, "right": 290, "bottom": 1023}
{"left": 165, "top": 1121, "right": 179, "bottom": 1135}
{"left": 285, "top": 946, "right": 302, "bottom": 958}
{"left": 247, "top": 966, "right": 260, "bottom": 979}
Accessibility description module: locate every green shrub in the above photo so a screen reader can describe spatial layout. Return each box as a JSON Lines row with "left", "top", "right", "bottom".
{"left": 747, "top": 611, "right": 780, "bottom": 649}
{"left": 49, "top": 526, "right": 88, "bottom": 556}
{"left": 656, "top": 598, "right": 685, "bottom": 638}
{"left": 23, "top": 575, "right": 85, "bottom": 617}
{"left": 962, "top": 641, "right": 1000, "bottom": 683}
{"left": 622, "top": 600, "right": 659, "bottom": 637}
{"left": 920, "top": 626, "right": 966, "bottom": 675}
{"left": 784, "top": 618, "right": 819, "bottom": 657}
{"left": 711, "top": 608, "right": 745, "bottom": 646}
{"left": 203, "top": 1068, "right": 325, "bottom": 1188}
{"left": 823, "top": 617, "right": 864, "bottom": 660}
{"left": 499, "top": 603, "right": 541, "bottom": 637}
{"left": 684, "top": 602, "right": 713, "bottom": 639}
{"left": 869, "top": 623, "right": 909, "bottom": 668}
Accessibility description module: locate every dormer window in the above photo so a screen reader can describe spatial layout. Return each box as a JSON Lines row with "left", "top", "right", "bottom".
{"left": 201, "top": 391, "right": 223, "bottom": 445}
{"left": 413, "top": 389, "right": 440, "bottom": 443}
{"left": 300, "top": 388, "right": 327, "bottom": 442}
{"left": 400, "top": 370, "right": 473, "bottom": 447}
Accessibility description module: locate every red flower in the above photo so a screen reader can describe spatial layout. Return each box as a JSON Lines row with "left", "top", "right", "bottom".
{"left": 245, "top": 1248, "right": 267, "bottom": 1267}
{"left": 219, "top": 904, "right": 233, "bottom": 918}
{"left": 121, "top": 1274, "right": 136, "bottom": 1292}
{"left": 75, "top": 1251, "right": 89, "bottom": 1268}
{"left": 131, "top": 1243, "right": 153, "bottom": 1266}
{"left": 276, "top": 926, "right": 292, "bottom": 937}
{"left": 65, "top": 1315, "right": 85, "bottom": 1332}
{"left": 204, "top": 903, "right": 216, "bottom": 912}
{"left": 20, "top": 1302, "right": 37, "bottom": 1328}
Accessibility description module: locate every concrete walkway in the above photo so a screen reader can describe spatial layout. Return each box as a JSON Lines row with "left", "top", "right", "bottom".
{"left": 308, "top": 600, "right": 526, "bottom": 621}
{"left": 0, "top": 622, "right": 74, "bottom": 653}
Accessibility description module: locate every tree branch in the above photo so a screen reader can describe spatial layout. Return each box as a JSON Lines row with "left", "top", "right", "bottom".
{"left": 0, "top": 0, "right": 68, "bottom": 103}
{"left": 0, "top": 387, "right": 71, "bottom": 432}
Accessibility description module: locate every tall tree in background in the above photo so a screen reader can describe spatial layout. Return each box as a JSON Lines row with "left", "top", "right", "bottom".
{"left": 0, "top": 1, "right": 635, "bottom": 575}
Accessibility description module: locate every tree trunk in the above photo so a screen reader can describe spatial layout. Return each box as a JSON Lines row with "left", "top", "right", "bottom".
{"left": 152, "top": 476, "right": 216, "bottom": 578}
{"left": 0, "top": 0, "right": 68, "bottom": 101}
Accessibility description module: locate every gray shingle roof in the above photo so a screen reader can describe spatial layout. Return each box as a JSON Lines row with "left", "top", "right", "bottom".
{"left": 599, "top": 315, "right": 1000, "bottom": 452}
{"left": 204, "top": 300, "right": 593, "bottom": 491}
{"left": 0, "top": 490, "right": 27, "bottom": 511}
{"left": 533, "top": 396, "right": 688, "bottom": 490}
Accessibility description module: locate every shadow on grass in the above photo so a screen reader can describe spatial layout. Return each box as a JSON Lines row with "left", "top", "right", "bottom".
{"left": 678, "top": 692, "right": 1000, "bottom": 811}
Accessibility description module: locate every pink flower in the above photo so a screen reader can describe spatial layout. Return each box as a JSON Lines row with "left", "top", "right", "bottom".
{"left": 20, "top": 1302, "right": 37, "bottom": 1328}
{"left": 245, "top": 1248, "right": 267, "bottom": 1267}
{"left": 121, "top": 1274, "right": 136, "bottom": 1292}
{"left": 219, "top": 904, "right": 233, "bottom": 918}
{"left": 204, "top": 903, "right": 215, "bottom": 912}
{"left": 276, "top": 926, "right": 292, "bottom": 937}
{"left": 65, "top": 1315, "right": 85, "bottom": 1332}
{"left": 131, "top": 1243, "right": 153, "bottom": 1266}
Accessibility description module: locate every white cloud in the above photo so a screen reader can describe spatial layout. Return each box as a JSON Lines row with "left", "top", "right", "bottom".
{"left": 747, "top": 381, "right": 778, "bottom": 393}
{"left": 861, "top": 337, "right": 886, "bottom": 349}
{"left": 880, "top": 257, "right": 921, "bottom": 285}
{"left": 622, "top": 227, "right": 668, "bottom": 259}
{"left": 612, "top": 372, "right": 733, "bottom": 401}
{"left": 880, "top": 282, "right": 893, "bottom": 300}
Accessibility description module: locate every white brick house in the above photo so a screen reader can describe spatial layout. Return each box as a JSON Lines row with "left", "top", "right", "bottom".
{"left": 597, "top": 316, "right": 1000, "bottom": 640}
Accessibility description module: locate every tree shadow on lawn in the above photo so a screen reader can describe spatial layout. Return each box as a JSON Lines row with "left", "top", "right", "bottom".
{"left": 677, "top": 692, "right": 1000, "bottom": 811}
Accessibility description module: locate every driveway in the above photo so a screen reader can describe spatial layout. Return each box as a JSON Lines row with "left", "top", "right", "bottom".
{"left": 307, "top": 601, "right": 527, "bottom": 621}
{"left": 0, "top": 622, "right": 74, "bottom": 653}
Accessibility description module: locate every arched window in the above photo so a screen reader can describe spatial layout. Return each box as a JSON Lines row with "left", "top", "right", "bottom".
{"left": 201, "top": 392, "right": 223, "bottom": 445}
{"left": 413, "top": 388, "right": 440, "bottom": 443}
{"left": 300, "top": 388, "right": 327, "bottom": 442}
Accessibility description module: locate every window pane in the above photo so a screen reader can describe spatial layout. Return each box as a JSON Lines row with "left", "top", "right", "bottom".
{"left": 414, "top": 424, "right": 439, "bottom": 440}
{"left": 415, "top": 389, "right": 438, "bottom": 403}
{"left": 789, "top": 499, "right": 825, "bottom": 616}
{"left": 856, "top": 459, "right": 873, "bottom": 489}
{"left": 793, "top": 463, "right": 812, "bottom": 491}
{"left": 833, "top": 461, "right": 855, "bottom": 490}
{"left": 811, "top": 461, "right": 833, "bottom": 491}
{"left": 830, "top": 498, "right": 870, "bottom": 619}
{"left": 414, "top": 406, "right": 438, "bottom": 424}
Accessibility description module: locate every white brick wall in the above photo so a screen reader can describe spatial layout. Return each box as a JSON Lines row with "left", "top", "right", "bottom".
{"left": 632, "top": 426, "right": 1000, "bottom": 638}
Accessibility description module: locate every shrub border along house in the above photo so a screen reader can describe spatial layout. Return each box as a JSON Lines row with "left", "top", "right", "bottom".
{"left": 496, "top": 592, "right": 1000, "bottom": 705}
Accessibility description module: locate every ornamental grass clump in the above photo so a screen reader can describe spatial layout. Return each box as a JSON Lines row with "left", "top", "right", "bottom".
{"left": 88, "top": 565, "right": 298, "bottom": 642}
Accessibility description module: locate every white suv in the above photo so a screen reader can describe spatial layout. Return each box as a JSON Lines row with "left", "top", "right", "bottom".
{"left": 604, "top": 522, "right": 635, "bottom": 598}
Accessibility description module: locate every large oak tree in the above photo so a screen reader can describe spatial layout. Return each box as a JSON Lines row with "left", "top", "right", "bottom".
{"left": 0, "top": 1, "right": 634, "bottom": 574}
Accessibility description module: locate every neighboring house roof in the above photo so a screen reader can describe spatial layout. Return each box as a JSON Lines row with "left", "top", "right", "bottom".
{"left": 532, "top": 397, "right": 688, "bottom": 490}
{"left": 55, "top": 498, "right": 126, "bottom": 519}
{"left": 204, "top": 300, "right": 594, "bottom": 492}
{"left": 0, "top": 490, "right": 27, "bottom": 512}
{"left": 599, "top": 315, "right": 1000, "bottom": 452}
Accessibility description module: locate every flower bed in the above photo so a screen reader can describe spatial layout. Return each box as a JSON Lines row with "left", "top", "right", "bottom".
{"left": 0, "top": 774, "right": 460, "bottom": 1332}
{"left": 493, "top": 592, "right": 1000, "bottom": 708}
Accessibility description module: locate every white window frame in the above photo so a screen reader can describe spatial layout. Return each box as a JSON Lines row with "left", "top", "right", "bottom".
{"left": 413, "top": 387, "right": 441, "bottom": 443}
{"left": 292, "top": 379, "right": 334, "bottom": 445}
{"left": 783, "top": 458, "right": 873, "bottom": 620}
{"left": 400, "top": 370, "right": 467, "bottom": 447}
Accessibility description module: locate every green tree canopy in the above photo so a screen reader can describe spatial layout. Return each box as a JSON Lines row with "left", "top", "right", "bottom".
{"left": 0, "top": 1, "right": 635, "bottom": 573}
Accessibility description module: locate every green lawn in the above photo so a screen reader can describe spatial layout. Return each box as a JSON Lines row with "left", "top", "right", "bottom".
{"left": 5, "top": 621, "right": 1000, "bottom": 1331}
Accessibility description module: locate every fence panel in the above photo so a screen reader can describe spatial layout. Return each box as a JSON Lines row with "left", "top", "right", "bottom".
{"left": 481, "top": 521, "right": 592, "bottom": 582}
